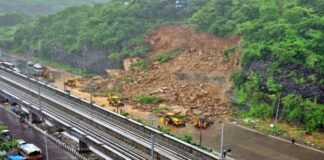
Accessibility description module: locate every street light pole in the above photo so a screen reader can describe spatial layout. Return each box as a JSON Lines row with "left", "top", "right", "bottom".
{"left": 199, "top": 130, "right": 202, "bottom": 146}
{"left": 275, "top": 95, "right": 281, "bottom": 122}
{"left": 151, "top": 134, "right": 155, "bottom": 160}
{"left": 63, "top": 72, "right": 66, "bottom": 92}
{"left": 37, "top": 80, "right": 49, "bottom": 160}
{"left": 38, "top": 82, "right": 42, "bottom": 113}
{"left": 220, "top": 123, "right": 224, "bottom": 160}
{"left": 89, "top": 80, "right": 93, "bottom": 104}
{"left": 44, "top": 131, "right": 49, "bottom": 160}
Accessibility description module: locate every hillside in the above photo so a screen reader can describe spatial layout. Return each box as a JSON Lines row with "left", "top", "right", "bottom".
{"left": 0, "top": 0, "right": 323, "bottom": 133}
{"left": 0, "top": 0, "right": 109, "bottom": 16}
{"left": 190, "top": 0, "right": 324, "bottom": 132}
{"left": 93, "top": 25, "right": 240, "bottom": 118}
{"left": 4, "top": 0, "right": 204, "bottom": 73}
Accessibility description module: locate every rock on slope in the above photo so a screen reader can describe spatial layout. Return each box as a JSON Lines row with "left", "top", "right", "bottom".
{"left": 117, "top": 24, "right": 241, "bottom": 118}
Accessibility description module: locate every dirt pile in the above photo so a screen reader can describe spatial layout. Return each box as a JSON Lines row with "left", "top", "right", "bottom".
{"left": 92, "top": 25, "right": 241, "bottom": 119}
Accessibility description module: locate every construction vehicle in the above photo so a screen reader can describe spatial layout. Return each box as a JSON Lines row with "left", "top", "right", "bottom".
{"left": 40, "top": 68, "right": 54, "bottom": 82}
{"left": 64, "top": 79, "right": 77, "bottom": 87}
{"left": 194, "top": 116, "right": 210, "bottom": 128}
{"left": 160, "top": 113, "right": 185, "bottom": 127}
{"left": 107, "top": 94, "right": 124, "bottom": 107}
{"left": 33, "top": 68, "right": 54, "bottom": 82}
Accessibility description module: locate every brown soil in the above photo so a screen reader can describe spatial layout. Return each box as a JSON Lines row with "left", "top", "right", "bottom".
{"left": 46, "top": 24, "right": 241, "bottom": 130}
{"left": 51, "top": 25, "right": 242, "bottom": 148}
{"left": 118, "top": 25, "right": 241, "bottom": 119}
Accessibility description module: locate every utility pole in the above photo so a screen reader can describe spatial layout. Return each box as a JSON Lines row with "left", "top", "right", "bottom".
{"left": 38, "top": 79, "right": 49, "bottom": 160}
{"left": 83, "top": 49, "right": 86, "bottom": 75}
{"left": 275, "top": 95, "right": 281, "bottom": 122}
{"left": 38, "top": 81, "right": 42, "bottom": 113}
{"left": 199, "top": 130, "right": 202, "bottom": 146}
{"left": 63, "top": 72, "right": 66, "bottom": 92}
{"left": 151, "top": 134, "right": 155, "bottom": 160}
{"left": 220, "top": 123, "right": 224, "bottom": 160}
{"left": 44, "top": 131, "right": 49, "bottom": 160}
{"left": 89, "top": 80, "right": 93, "bottom": 104}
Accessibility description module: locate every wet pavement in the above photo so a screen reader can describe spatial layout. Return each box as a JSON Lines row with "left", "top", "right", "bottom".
{"left": 173, "top": 122, "right": 324, "bottom": 160}
{"left": 223, "top": 123, "right": 324, "bottom": 160}
{"left": 0, "top": 105, "right": 78, "bottom": 160}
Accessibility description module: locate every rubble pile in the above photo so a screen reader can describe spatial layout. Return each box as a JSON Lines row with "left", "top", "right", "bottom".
{"left": 90, "top": 25, "right": 241, "bottom": 119}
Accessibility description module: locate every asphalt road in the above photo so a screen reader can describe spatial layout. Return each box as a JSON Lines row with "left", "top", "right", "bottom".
{"left": 224, "top": 123, "right": 323, "bottom": 160}
{"left": 0, "top": 106, "right": 78, "bottom": 160}
{"left": 206, "top": 123, "right": 324, "bottom": 160}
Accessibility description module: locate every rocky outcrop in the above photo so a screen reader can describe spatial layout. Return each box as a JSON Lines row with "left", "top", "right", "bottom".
{"left": 244, "top": 54, "right": 323, "bottom": 103}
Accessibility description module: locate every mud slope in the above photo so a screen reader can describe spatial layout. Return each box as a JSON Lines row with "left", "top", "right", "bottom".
{"left": 121, "top": 25, "right": 241, "bottom": 118}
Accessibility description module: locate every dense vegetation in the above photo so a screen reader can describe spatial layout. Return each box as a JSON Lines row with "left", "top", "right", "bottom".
{"left": 0, "top": 13, "right": 30, "bottom": 27}
{"left": 0, "top": 0, "right": 109, "bottom": 16}
{"left": 0, "top": 123, "right": 17, "bottom": 159}
{"left": 0, "top": 13, "right": 30, "bottom": 48}
{"left": 190, "top": 0, "right": 323, "bottom": 132}
{"left": 0, "top": 0, "right": 323, "bottom": 132}
{"left": 3, "top": 0, "right": 204, "bottom": 68}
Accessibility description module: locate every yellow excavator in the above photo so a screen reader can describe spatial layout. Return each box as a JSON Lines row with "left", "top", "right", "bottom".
{"left": 41, "top": 68, "right": 54, "bottom": 82}
{"left": 107, "top": 94, "right": 124, "bottom": 107}
{"left": 33, "top": 68, "right": 54, "bottom": 82}
{"left": 64, "top": 79, "right": 77, "bottom": 87}
{"left": 160, "top": 113, "right": 185, "bottom": 127}
{"left": 194, "top": 116, "right": 209, "bottom": 128}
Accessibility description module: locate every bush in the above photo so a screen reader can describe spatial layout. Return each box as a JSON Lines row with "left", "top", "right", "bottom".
{"left": 178, "top": 135, "right": 193, "bottom": 143}
{"left": 122, "top": 112, "right": 129, "bottom": 117}
{"left": 248, "top": 103, "right": 274, "bottom": 119}
{"left": 130, "top": 59, "right": 151, "bottom": 70}
{"left": 174, "top": 113, "right": 186, "bottom": 119}
{"left": 0, "top": 123, "right": 18, "bottom": 152}
{"left": 259, "top": 125, "right": 287, "bottom": 136}
{"left": 158, "top": 127, "right": 171, "bottom": 134}
{"left": 230, "top": 72, "right": 245, "bottom": 86}
{"left": 154, "top": 48, "right": 183, "bottom": 63}
{"left": 223, "top": 46, "right": 237, "bottom": 57}
{"left": 152, "top": 106, "right": 164, "bottom": 113}
{"left": 136, "top": 95, "right": 162, "bottom": 104}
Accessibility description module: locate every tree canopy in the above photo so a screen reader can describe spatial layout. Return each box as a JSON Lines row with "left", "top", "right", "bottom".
{"left": 0, "top": 0, "right": 110, "bottom": 16}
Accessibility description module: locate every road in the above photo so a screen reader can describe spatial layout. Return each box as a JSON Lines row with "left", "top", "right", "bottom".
{"left": 195, "top": 123, "right": 324, "bottom": 160}
{"left": 0, "top": 106, "right": 78, "bottom": 160}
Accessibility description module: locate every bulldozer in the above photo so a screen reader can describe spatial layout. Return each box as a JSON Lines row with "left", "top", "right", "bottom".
{"left": 160, "top": 113, "right": 185, "bottom": 127}
{"left": 194, "top": 116, "right": 209, "bottom": 128}
{"left": 64, "top": 79, "right": 77, "bottom": 87}
{"left": 107, "top": 94, "right": 124, "bottom": 107}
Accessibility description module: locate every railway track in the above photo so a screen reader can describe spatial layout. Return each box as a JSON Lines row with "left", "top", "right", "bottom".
{"left": 0, "top": 68, "right": 221, "bottom": 160}
{"left": 0, "top": 81, "right": 147, "bottom": 160}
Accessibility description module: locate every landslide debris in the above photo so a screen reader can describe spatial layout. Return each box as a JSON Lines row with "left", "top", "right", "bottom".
{"left": 82, "top": 25, "right": 241, "bottom": 119}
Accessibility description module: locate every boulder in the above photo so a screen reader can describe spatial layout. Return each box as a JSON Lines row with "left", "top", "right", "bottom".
{"left": 106, "top": 69, "right": 124, "bottom": 78}
{"left": 193, "top": 109, "right": 202, "bottom": 115}
{"left": 169, "top": 105, "right": 187, "bottom": 115}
